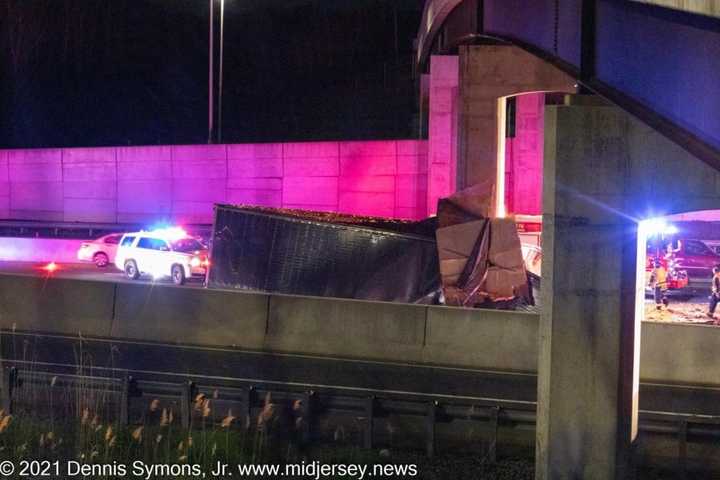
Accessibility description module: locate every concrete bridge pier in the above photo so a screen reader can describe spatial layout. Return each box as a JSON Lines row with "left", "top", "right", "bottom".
{"left": 538, "top": 98, "right": 641, "bottom": 479}
{"left": 457, "top": 45, "right": 575, "bottom": 215}
{"left": 537, "top": 96, "right": 720, "bottom": 479}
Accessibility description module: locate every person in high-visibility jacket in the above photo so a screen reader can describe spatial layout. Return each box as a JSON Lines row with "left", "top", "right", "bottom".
{"left": 707, "top": 265, "right": 720, "bottom": 321}
{"left": 648, "top": 259, "right": 669, "bottom": 310}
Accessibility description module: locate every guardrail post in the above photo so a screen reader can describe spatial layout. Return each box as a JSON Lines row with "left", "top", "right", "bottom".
{"left": 426, "top": 400, "right": 438, "bottom": 458}
{"left": 301, "top": 391, "right": 315, "bottom": 444}
{"left": 119, "top": 376, "right": 140, "bottom": 425}
{"left": 363, "top": 396, "right": 375, "bottom": 449}
{"left": 1, "top": 367, "right": 18, "bottom": 414}
{"left": 119, "top": 377, "right": 129, "bottom": 425}
{"left": 242, "top": 386, "right": 254, "bottom": 428}
{"left": 678, "top": 419, "right": 688, "bottom": 480}
{"left": 488, "top": 406, "right": 500, "bottom": 463}
{"left": 180, "top": 381, "right": 197, "bottom": 429}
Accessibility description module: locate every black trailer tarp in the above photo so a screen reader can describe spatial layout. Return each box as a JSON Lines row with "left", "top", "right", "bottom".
{"left": 208, "top": 205, "right": 440, "bottom": 303}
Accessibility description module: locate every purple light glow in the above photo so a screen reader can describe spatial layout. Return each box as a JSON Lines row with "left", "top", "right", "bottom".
{"left": 1, "top": 140, "right": 430, "bottom": 223}
{"left": 505, "top": 93, "right": 544, "bottom": 216}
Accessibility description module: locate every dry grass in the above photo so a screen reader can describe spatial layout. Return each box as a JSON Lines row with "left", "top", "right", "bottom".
{"left": 0, "top": 333, "right": 531, "bottom": 479}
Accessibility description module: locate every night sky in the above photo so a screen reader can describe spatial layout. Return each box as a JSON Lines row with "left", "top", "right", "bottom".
{"left": 0, "top": 0, "right": 423, "bottom": 149}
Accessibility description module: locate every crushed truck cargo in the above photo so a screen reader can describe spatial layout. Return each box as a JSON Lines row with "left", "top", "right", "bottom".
{"left": 434, "top": 184, "right": 533, "bottom": 308}
{"left": 206, "top": 195, "right": 533, "bottom": 309}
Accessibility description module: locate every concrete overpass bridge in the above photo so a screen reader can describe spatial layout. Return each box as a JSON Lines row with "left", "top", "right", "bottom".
{"left": 415, "top": 1, "right": 720, "bottom": 478}
{"left": 416, "top": 0, "right": 720, "bottom": 172}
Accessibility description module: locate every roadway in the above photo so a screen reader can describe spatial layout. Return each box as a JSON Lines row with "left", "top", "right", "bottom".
{"left": 0, "top": 260, "right": 205, "bottom": 288}
{"left": 0, "top": 260, "right": 713, "bottom": 319}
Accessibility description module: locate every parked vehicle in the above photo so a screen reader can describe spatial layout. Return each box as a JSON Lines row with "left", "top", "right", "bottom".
{"left": 644, "top": 256, "right": 689, "bottom": 294}
{"left": 648, "top": 238, "right": 720, "bottom": 279}
{"left": 114, "top": 228, "right": 209, "bottom": 285}
{"left": 701, "top": 240, "right": 720, "bottom": 257}
{"left": 76, "top": 233, "right": 124, "bottom": 267}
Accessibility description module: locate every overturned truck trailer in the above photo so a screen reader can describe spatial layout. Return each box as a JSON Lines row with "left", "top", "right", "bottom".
{"left": 207, "top": 205, "right": 441, "bottom": 303}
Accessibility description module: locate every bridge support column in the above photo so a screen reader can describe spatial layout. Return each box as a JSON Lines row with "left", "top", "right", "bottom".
{"left": 538, "top": 96, "right": 720, "bottom": 478}
{"left": 427, "top": 55, "right": 459, "bottom": 216}
{"left": 537, "top": 98, "right": 642, "bottom": 480}
{"left": 457, "top": 45, "right": 575, "bottom": 215}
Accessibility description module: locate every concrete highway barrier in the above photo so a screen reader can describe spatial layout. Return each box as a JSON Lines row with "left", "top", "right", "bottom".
{"left": 265, "top": 294, "right": 427, "bottom": 361}
{"left": 3, "top": 273, "right": 720, "bottom": 388}
{"left": 112, "top": 283, "right": 268, "bottom": 348}
{"left": 0, "top": 273, "right": 114, "bottom": 336}
{"left": 640, "top": 321, "right": 720, "bottom": 386}
{"left": 424, "top": 306, "right": 538, "bottom": 372}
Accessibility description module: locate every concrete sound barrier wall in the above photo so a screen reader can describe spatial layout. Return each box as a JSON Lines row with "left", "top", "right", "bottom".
{"left": 0, "top": 140, "right": 430, "bottom": 223}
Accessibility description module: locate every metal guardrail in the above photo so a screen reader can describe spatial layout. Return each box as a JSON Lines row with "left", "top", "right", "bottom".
{"left": 2, "top": 365, "right": 719, "bottom": 472}
{"left": 0, "top": 365, "right": 533, "bottom": 461}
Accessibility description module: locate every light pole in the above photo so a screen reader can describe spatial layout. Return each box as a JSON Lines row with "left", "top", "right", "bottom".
{"left": 208, "top": 0, "right": 214, "bottom": 144}
{"left": 218, "top": 0, "right": 225, "bottom": 143}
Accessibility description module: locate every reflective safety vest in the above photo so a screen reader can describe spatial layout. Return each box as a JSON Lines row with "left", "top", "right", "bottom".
{"left": 653, "top": 267, "right": 668, "bottom": 290}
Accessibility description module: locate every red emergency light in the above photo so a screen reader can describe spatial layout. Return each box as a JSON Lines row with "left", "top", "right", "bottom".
{"left": 517, "top": 222, "right": 542, "bottom": 233}
{"left": 42, "top": 262, "right": 59, "bottom": 273}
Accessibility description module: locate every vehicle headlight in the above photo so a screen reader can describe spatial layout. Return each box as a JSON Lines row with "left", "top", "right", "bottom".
{"left": 190, "top": 257, "right": 201, "bottom": 267}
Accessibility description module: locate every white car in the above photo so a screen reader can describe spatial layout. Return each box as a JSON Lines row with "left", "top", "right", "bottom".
{"left": 77, "top": 233, "right": 124, "bottom": 267}
{"left": 114, "top": 229, "right": 209, "bottom": 285}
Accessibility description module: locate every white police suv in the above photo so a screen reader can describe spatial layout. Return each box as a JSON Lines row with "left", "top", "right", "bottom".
{"left": 114, "top": 228, "right": 209, "bottom": 285}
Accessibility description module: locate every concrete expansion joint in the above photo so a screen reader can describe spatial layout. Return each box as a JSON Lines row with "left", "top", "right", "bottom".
{"left": 548, "top": 215, "right": 635, "bottom": 230}
{"left": 551, "top": 215, "right": 590, "bottom": 227}
{"left": 556, "top": 288, "right": 617, "bottom": 297}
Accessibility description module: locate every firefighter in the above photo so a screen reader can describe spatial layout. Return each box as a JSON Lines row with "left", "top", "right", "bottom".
{"left": 664, "top": 239, "right": 681, "bottom": 263}
{"left": 648, "top": 258, "right": 669, "bottom": 310}
{"left": 707, "top": 265, "right": 720, "bottom": 321}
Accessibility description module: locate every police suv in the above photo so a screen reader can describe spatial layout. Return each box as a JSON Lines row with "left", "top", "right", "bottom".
{"left": 114, "top": 228, "right": 209, "bottom": 285}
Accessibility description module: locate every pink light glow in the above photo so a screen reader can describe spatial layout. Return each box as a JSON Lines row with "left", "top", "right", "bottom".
{"left": 427, "top": 55, "right": 459, "bottom": 216}
{"left": 505, "top": 93, "right": 544, "bottom": 216}
{"left": 1, "top": 140, "right": 431, "bottom": 222}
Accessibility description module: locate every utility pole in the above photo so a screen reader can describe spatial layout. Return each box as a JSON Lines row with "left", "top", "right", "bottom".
{"left": 218, "top": 0, "right": 225, "bottom": 143}
{"left": 208, "top": 0, "right": 214, "bottom": 144}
